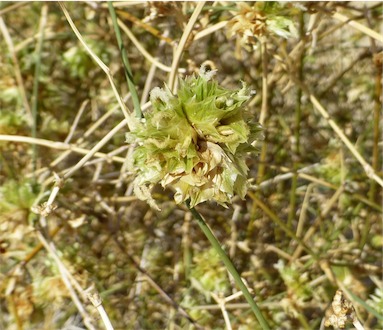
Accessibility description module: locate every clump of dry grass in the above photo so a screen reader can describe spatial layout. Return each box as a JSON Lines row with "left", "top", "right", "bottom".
{"left": 0, "top": 2, "right": 382, "bottom": 329}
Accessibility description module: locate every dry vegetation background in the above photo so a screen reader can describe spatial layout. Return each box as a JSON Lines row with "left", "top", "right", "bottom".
{"left": 0, "top": 1, "right": 382, "bottom": 330}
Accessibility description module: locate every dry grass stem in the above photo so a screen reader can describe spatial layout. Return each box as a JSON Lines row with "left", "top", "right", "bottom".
{"left": 211, "top": 292, "right": 233, "bottom": 330}
{"left": 168, "top": 1, "right": 206, "bottom": 91}
{"left": 332, "top": 12, "right": 383, "bottom": 43}
{"left": 62, "top": 119, "right": 127, "bottom": 179}
{"left": 0, "top": 134, "right": 125, "bottom": 164}
{"left": 58, "top": 2, "right": 134, "bottom": 129}
{"left": 306, "top": 90, "right": 383, "bottom": 188}
{"left": 36, "top": 231, "right": 97, "bottom": 330}
{"left": 118, "top": 18, "right": 185, "bottom": 74}
{"left": 88, "top": 291, "right": 114, "bottom": 330}
{"left": 0, "top": 17, "right": 32, "bottom": 123}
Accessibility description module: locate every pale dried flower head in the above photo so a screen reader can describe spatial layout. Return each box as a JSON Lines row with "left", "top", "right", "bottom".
{"left": 227, "top": 3, "right": 268, "bottom": 45}
{"left": 227, "top": 2, "right": 298, "bottom": 47}
{"left": 324, "top": 290, "right": 362, "bottom": 329}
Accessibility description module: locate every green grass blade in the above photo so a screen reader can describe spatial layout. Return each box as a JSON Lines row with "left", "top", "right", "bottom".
{"left": 31, "top": 4, "right": 48, "bottom": 175}
{"left": 344, "top": 287, "right": 383, "bottom": 322}
{"left": 107, "top": 1, "right": 142, "bottom": 118}
{"left": 187, "top": 201, "right": 271, "bottom": 329}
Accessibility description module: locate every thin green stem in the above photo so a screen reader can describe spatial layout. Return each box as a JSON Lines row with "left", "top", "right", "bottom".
{"left": 182, "top": 213, "right": 193, "bottom": 280}
{"left": 31, "top": 4, "right": 48, "bottom": 175}
{"left": 248, "top": 39, "right": 268, "bottom": 238}
{"left": 107, "top": 1, "right": 142, "bottom": 118}
{"left": 187, "top": 201, "right": 270, "bottom": 330}
{"left": 288, "top": 12, "right": 304, "bottom": 228}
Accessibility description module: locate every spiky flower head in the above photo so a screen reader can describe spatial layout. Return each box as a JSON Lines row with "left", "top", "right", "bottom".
{"left": 126, "top": 65, "right": 263, "bottom": 209}
{"left": 227, "top": 2, "right": 298, "bottom": 47}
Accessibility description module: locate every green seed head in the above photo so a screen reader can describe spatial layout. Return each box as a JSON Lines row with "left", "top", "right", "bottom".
{"left": 127, "top": 66, "right": 262, "bottom": 209}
